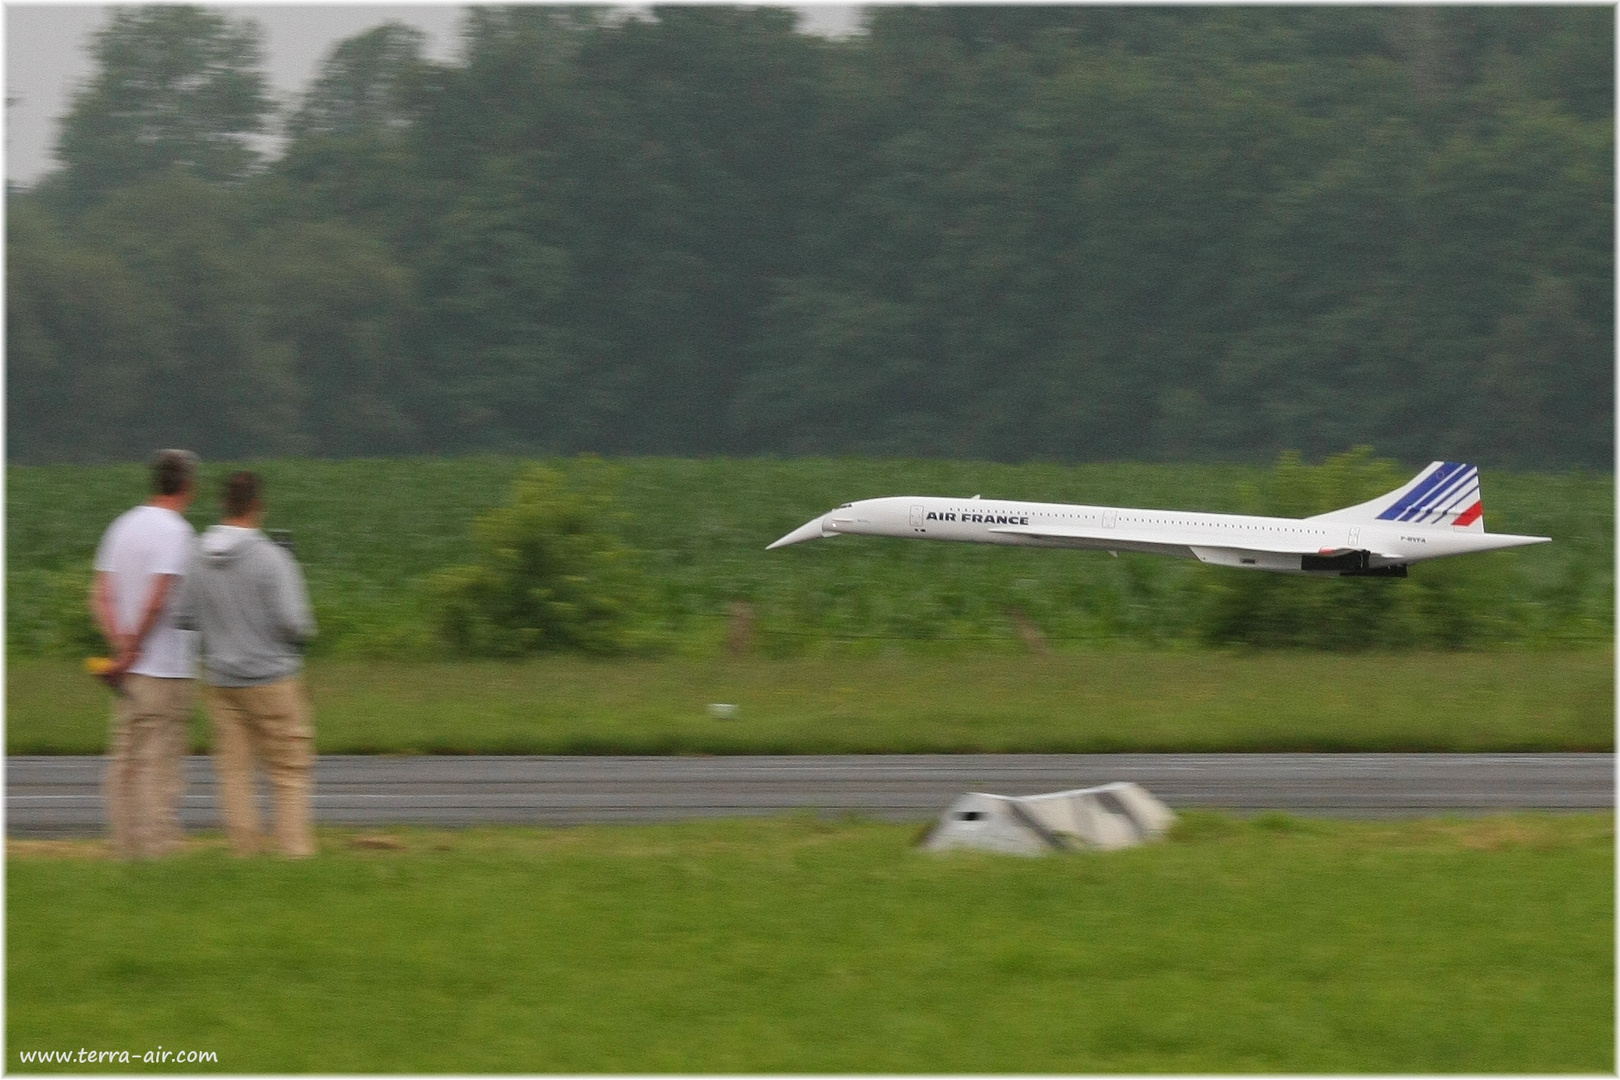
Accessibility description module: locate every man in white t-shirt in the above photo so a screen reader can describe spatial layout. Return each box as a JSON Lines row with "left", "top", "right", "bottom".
{"left": 91, "top": 449, "right": 200, "bottom": 858}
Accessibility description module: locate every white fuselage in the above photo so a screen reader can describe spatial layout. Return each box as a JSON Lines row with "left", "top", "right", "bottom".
{"left": 771, "top": 494, "right": 1548, "bottom": 575}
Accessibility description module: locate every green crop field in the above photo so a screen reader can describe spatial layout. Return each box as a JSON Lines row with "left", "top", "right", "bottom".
{"left": 8, "top": 814, "right": 1612, "bottom": 1073}
{"left": 9, "top": 648, "right": 1613, "bottom": 755}
{"left": 7, "top": 456, "right": 1612, "bottom": 658}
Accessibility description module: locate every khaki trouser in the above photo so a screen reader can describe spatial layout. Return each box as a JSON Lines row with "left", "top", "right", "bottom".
{"left": 105, "top": 675, "right": 194, "bottom": 859}
{"left": 206, "top": 677, "right": 316, "bottom": 857}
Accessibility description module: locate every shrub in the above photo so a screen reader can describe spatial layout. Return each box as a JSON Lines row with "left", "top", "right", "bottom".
{"left": 1196, "top": 448, "right": 1483, "bottom": 649}
{"left": 5, "top": 566, "right": 103, "bottom": 656}
{"left": 433, "top": 462, "right": 647, "bottom": 656}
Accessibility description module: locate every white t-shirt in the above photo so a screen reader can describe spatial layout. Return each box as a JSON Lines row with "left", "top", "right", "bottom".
{"left": 93, "top": 504, "right": 198, "bottom": 678}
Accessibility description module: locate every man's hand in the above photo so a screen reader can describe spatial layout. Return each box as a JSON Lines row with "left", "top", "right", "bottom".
{"left": 111, "top": 635, "right": 140, "bottom": 674}
{"left": 85, "top": 656, "right": 128, "bottom": 693}
{"left": 92, "top": 571, "right": 180, "bottom": 679}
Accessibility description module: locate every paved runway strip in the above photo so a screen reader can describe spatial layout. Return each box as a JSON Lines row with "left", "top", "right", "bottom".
{"left": 6, "top": 753, "right": 1611, "bottom": 836}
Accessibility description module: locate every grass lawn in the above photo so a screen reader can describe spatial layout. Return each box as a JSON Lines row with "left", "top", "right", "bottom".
{"left": 7, "top": 813, "right": 1612, "bottom": 1073}
{"left": 8, "top": 648, "right": 1613, "bottom": 755}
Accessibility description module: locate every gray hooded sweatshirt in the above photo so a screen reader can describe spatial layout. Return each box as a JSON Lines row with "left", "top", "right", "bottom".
{"left": 175, "top": 525, "right": 317, "bottom": 687}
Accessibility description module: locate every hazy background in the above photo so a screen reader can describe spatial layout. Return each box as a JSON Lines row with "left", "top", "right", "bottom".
{"left": 7, "top": 5, "right": 1611, "bottom": 469}
{"left": 5, "top": 3, "right": 863, "bottom": 186}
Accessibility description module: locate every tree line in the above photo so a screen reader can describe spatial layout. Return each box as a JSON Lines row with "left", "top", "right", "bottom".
{"left": 8, "top": 5, "right": 1613, "bottom": 468}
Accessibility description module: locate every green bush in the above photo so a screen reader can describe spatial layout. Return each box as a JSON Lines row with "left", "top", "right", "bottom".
{"left": 1194, "top": 448, "right": 1509, "bottom": 649}
{"left": 433, "top": 462, "right": 647, "bottom": 656}
{"left": 5, "top": 565, "right": 103, "bottom": 657}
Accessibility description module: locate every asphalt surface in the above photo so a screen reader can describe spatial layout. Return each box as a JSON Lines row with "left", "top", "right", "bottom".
{"left": 6, "top": 753, "right": 1612, "bottom": 837}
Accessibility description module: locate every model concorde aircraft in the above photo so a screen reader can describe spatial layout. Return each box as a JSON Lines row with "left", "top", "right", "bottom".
{"left": 767, "top": 461, "right": 1549, "bottom": 577}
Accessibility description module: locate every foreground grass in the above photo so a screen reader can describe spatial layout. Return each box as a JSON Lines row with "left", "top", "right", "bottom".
{"left": 8, "top": 813, "right": 1612, "bottom": 1072}
{"left": 9, "top": 648, "right": 1612, "bottom": 755}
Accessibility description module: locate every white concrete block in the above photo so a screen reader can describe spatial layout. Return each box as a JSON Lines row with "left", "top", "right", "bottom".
{"left": 920, "top": 781, "right": 1175, "bottom": 854}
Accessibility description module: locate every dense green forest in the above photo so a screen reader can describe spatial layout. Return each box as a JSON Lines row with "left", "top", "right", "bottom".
{"left": 7, "top": 6, "right": 1613, "bottom": 468}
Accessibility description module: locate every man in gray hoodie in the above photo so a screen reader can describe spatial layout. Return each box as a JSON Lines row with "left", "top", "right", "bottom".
{"left": 176, "top": 471, "right": 318, "bottom": 856}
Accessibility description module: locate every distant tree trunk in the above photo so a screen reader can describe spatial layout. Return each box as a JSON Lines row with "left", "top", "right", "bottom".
{"left": 727, "top": 601, "right": 755, "bottom": 657}
{"left": 1007, "top": 608, "right": 1048, "bottom": 655}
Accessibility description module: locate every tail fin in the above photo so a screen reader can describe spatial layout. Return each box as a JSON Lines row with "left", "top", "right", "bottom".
{"left": 1308, "top": 461, "right": 1485, "bottom": 531}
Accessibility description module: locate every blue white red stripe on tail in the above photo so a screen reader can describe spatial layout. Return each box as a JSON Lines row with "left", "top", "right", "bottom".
{"left": 1376, "top": 461, "right": 1483, "bottom": 527}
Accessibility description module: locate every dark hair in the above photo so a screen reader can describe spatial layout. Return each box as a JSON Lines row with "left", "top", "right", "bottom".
{"left": 222, "top": 471, "right": 263, "bottom": 519}
{"left": 150, "top": 449, "right": 198, "bottom": 496}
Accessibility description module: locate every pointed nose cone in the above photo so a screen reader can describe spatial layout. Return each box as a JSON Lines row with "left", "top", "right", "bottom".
{"left": 767, "top": 515, "right": 830, "bottom": 550}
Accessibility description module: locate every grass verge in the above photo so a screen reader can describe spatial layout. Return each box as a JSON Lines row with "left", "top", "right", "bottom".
{"left": 8, "top": 813, "right": 1613, "bottom": 1072}
{"left": 8, "top": 649, "right": 1613, "bottom": 755}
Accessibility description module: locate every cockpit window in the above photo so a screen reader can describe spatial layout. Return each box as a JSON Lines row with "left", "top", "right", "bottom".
{"left": 839, "top": 503, "right": 853, "bottom": 508}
